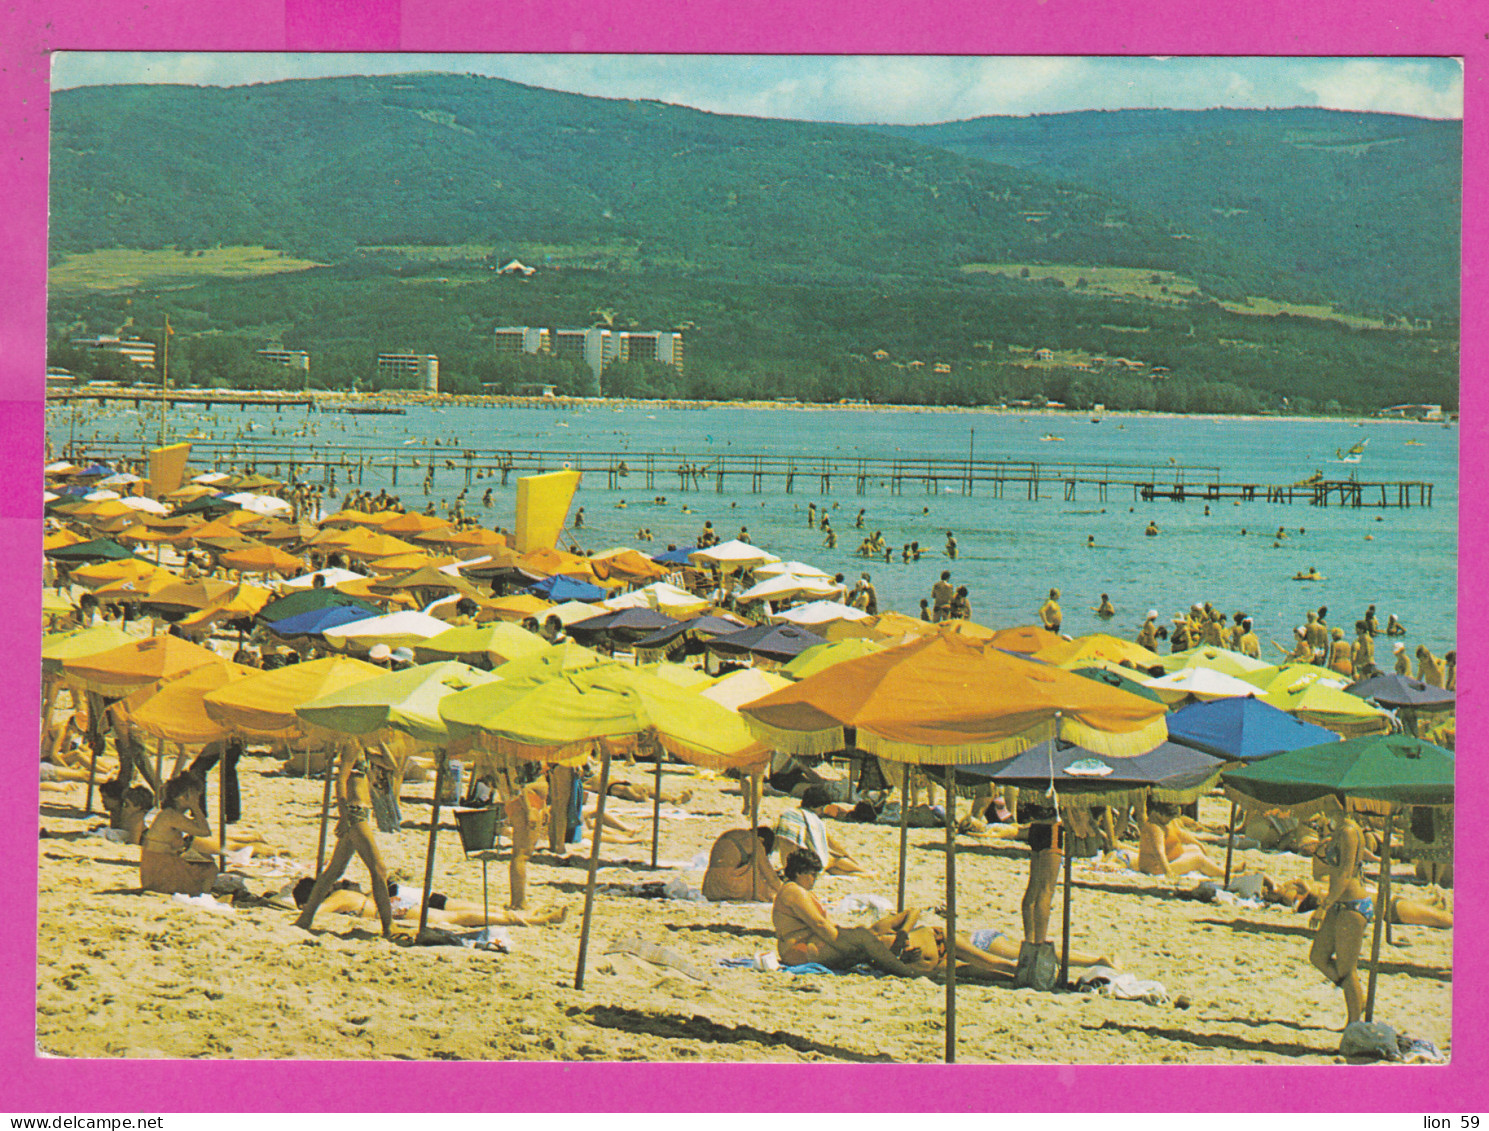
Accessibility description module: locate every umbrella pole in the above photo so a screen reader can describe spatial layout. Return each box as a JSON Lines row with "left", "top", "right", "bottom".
{"left": 217, "top": 756, "right": 228, "bottom": 873}
{"left": 650, "top": 744, "right": 663, "bottom": 869}
{"left": 1365, "top": 810, "right": 1394, "bottom": 1023}
{"left": 154, "top": 738, "right": 165, "bottom": 789}
{"left": 83, "top": 692, "right": 103, "bottom": 816}
{"left": 576, "top": 744, "right": 612, "bottom": 991}
{"left": 314, "top": 745, "right": 334, "bottom": 876}
{"left": 896, "top": 773, "right": 910, "bottom": 913}
{"left": 1222, "top": 801, "right": 1239, "bottom": 887}
{"left": 943, "top": 763, "right": 957, "bottom": 1065}
{"left": 417, "top": 749, "right": 449, "bottom": 940}
{"left": 749, "top": 770, "right": 761, "bottom": 902}
{"left": 1059, "top": 834, "right": 1074, "bottom": 989}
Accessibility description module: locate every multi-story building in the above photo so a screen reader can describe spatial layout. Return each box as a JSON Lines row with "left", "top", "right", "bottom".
{"left": 500, "top": 324, "right": 684, "bottom": 383}
{"left": 376, "top": 353, "right": 439, "bottom": 392}
{"left": 70, "top": 335, "right": 157, "bottom": 370}
{"left": 619, "top": 331, "right": 685, "bottom": 374}
{"left": 256, "top": 348, "right": 311, "bottom": 373}
{"left": 493, "top": 327, "right": 551, "bottom": 357}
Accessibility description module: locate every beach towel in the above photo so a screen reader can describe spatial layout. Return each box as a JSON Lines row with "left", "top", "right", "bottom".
{"left": 1076, "top": 966, "right": 1169, "bottom": 1005}
{"left": 171, "top": 892, "right": 234, "bottom": 915}
{"left": 775, "top": 808, "right": 829, "bottom": 863}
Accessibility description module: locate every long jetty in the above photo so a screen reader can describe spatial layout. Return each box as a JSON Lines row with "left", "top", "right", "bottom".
{"left": 69, "top": 438, "right": 1434, "bottom": 508}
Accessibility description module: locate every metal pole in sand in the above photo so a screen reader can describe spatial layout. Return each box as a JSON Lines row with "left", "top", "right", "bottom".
{"left": 943, "top": 762, "right": 957, "bottom": 1064}
{"left": 749, "top": 767, "right": 761, "bottom": 902}
{"left": 575, "top": 742, "right": 612, "bottom": 990}
{"left": 217, "top": 754, "right": 228, "bottom": 874}
{"left": 416, "top": 749, "right": 449, "bottom": 941}
{"left": 650, "top": 742, "right": 663, "bottom": 869}
{"left": 1222, "top": 800, "right": 1239, "bottom": 886}
{"left": 897, "top": 772, "right": 910, "bottom": 913}
{"left": 1059, "top": 825, "right": 1074, "bottom": 989}
{"left": 1364, "top": 807, "right": 1394, "bottom": 1023}
{"left": 314, "top": 745, "right": 334, "bottom": 876}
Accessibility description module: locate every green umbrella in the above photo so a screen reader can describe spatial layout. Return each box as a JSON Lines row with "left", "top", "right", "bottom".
{"left": 46, "top": 538, "right": 136, "bottom": 562}
{"left": 780, "top": 636, "right": 884, "bottom": 680}
{"left": 1223, "top": 733, "right": 1453, "bottom": 1023}
{"left": 1069, "top": 666, "right": 1166, "bottom": 703}
{"left": 257, "top": 586, "right": 381, "bottom": 625}
{"left": 295, "top": 660, "right": 497, "bottom": 743}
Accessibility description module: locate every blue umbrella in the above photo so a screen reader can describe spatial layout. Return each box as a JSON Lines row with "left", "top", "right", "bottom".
{"left": 1166, "top": 697, "right": 1341, "bottom": 763}
{"left": 74, "top": 463, "right": 114, "bottom": 478}
{"left": 267, "top": 604, "right": 380, "bottom": 638}
{"left": 526, "top": 575, "right": 607, "bottom": 603}
{"left": 652, "top": 546, "right": 699, "bottom": 566}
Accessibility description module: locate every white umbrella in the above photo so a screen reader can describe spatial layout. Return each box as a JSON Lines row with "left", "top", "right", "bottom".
{"left": 45, "top": 461, "right": 80, "bottom": 475}
{"left": 192, "top": 472, "right": 232, "bottom": 485}
{"left": 43, "top": 491, "right": 59, "bottom": 504}
{"left": 118, "top": 496, "right": 171, "bottom": 516}
{"left": 735, "top": 573, "right": 846, "bottom": 604}
{"left": 751, "top": 560, "right": 834, "bottom": 581}
{"left": 281, "top": 567, "right": 367, "bottom": 590}
{"left": 321, "top": 609, "right": 451, "bottom": 651}
{"left": 772, "top": 599, "right": 869, "bottom": 627}
{"left": 224, "top": 492, "right": 293, "bottom": 518}
{"left": 543, "top": 600, "right": 609, "bottom": 626}
{"left": 600, "top": 582, "right": 711, "bottom": 616}
{"left": 83, "top": 489, "right": 122, "bottom": 502}
{"left": 688, "top": 540, "right": 781, "bottom": 573}
{"left": 96, "top": 472, "right": 146, "bottom": 488}
{"left": 1140, "top": 666, "right": 1262, "bottom": 704}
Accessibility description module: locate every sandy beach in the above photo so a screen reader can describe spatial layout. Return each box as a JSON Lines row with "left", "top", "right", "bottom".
{"left": 36, "top": 755, "right": 1451, "bottom": 1063}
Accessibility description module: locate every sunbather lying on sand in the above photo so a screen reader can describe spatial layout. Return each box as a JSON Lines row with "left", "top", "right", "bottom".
{"left": 771, "top": 849, "right": 922, "bottom": 977}
{"left": 1261, "top": 875, "right": 1452, "bottom": 928}
{"left": 290, "top": 878, "right": 569, "bottom": 929}
{"left": 870, "top": 910, "right": 1119, "bottom": 979}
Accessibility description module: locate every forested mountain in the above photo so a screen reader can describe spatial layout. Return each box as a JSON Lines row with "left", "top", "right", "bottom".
{"left": 46, "top": 73, "right": 1461, "bottom": 412}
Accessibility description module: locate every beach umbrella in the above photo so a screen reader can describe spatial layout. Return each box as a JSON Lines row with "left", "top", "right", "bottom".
{"left": 190, "top": 472, "right": 232, "bottom": 486}
{"left": 296, "top": 660, "right": 497, "bottom": 743}
{"left": 1344, "top": 673, "right": 1455, "bottom": 712}
{"left": 452, "top": 547, "right": 525, "bottom": 578}
{"left": 379, "top": 511, "right": 455, "bottom": 539}
{"left": 1169, "top": 646, "right": 1274, "bottom": 678}
{"left": 1069, "top": 666, "right": 1165, "bottom": 703}
{"left": 781, "top": 636, "right": 885, "bottom": 680}
{"left": 221, "top": 472, "right": 283, "bottom": 491}
{"left": 435, "top": 527, "right": 511, "bottom": 552}
{"left": 42, "top": 624, "right": 134, "bottom": 676}
{"left": 46, "top": 538, "right": 136, "bottom": 563}
{"left": 171, "top": 493, "right": 238, "bottom": 518}
{"left": 1038, "top": 633, "right": 1164, "bottom": 672}
{"left": 176, "top": 582, "right": 276, "bottom": 632}
{"left": 566, "top": 608, "right": 680, "bottom": 647}
{"left": 140, "top": 578, "right": 237, "bottom": 614}
{"left": 739, "top": 632, "right": 1169, "bottom": 1063}
{"left": 266, "top": 604, "right": 382, "bottom": 639}
{"left": 412, "top": 622, "right": 547, "bottom": 668}
{"left": 368, "top": 565, "right": 484, "bottom": 603}
{"left": 334, "top": 528, "right": 424, "bottom": 560}
{"left": 959, "top": 738, "right": 1226, "bottom": 807}
{"left": 118, "top": 659, "right": 258, "bottom": 747}
{"left": 204, "top": 655, "right": 387, "bottom": 738}
{"left": 43, "top": 529, "right": 86, "bottom": 551}
{"left": 321, "top": 609, "right": 451, "bottom": 652}
{"left": 165, "top": 483, "right": 229, "bottom": 504}
{"left": 218, "top": 544, "right": 306, "bottom": 576}
{"left": 117, "top": 496, "right": 171, "bottom": 516}
{"left": 42, "top": 589, "right": 77, "bottom": 626}
{"left": 333, "top": 577, "right": 418, "bottom": 609}
{"left": 69, "top": 557, "right": 164, "bottom": 591}
{"left": 700, "top": 668, "right": 791, "bottom": 710}
{"left": 364, "top": 552, "right": 460, "bottom": 575}
{"left": 1167, "top": 697, "right": 1342, "bottom": 764}
{"left": 707, "top": 622, "right": 824, "bottom": 665}
{"left": 281, "top": 567, "right": 367, "bottom": 590}
{"left": 223, "top": 492, "right": 294, "bottom": 519}
{"left": 487, "top": 639, "right": 605, "bottom": 683}
{"left": 251, "top": 519, "right": 321, "bottom": 545}
{"left": 735, "top": 572, "right": 846, "bottom": 604}
{"left": 652, "top": 546, "right": 698, "bottom": 566}
{"left": 1239, "top": 662, "right": 1350, "bottom": 692}
{"left": 1138, "top": 666, "right": 1262, "bottom": 705}
{"left": 317, "top": 509, "right": 398, "bottom": 529}
{"left": 771, "top": 600, "right": 869, "bottom": 629}
{"left": 983, "top": 624, "right": 1055, "bottom": 654}
{"left": 63, "top": 634, "right": 222, "bottom": 699}
{"left": 751, "top": 560, "right": 835, "bottom": 582}
{"left": 1223, "top": 734, "right": 1455, "bottom": 1021}
{"left": 526, "top": 575, "right": 607, "bottom": 603}
{"left": 92, "top": 570, "right": 181, "bottom": 603}
{"left": 688, "top": 540, "right": 781, "bottom": 572}
{"left": 821, "top": 611, "right": 933, "bottom": 643}
{"left": 520, "top": 546, "right": 599, "bottom": 581}
{"left": 258, "top": 586, "right": 381, "bottom": 625}
{"left": 631, "top": 613, "right": 751, "bottom": 662}
{"left": 74, "top": 462, "right": 115, "bottom": 479}
{"left": 587, "top": 548, "right": 670, "bottom": 585}
{"left": 95, "top": 471, "right": 146, "bottom": 488}
{"left": 599, "top": 581, "right": 711, "bottom": 617}
{"left": 472, "top": 593, "right": 554, "bottom": 624}
{"left": 1260, "top": 674, "right": 1394, "bottom": 738}
{"left": 45, "top": 461, "right": 81, "bottom": 476}
{"left": 78, "top": 492, "right": 125, "bottom": 508}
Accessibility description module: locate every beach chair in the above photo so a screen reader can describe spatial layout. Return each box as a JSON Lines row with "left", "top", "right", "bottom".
{"left": 454, "top": 805, "right": 503, "bottom": 927}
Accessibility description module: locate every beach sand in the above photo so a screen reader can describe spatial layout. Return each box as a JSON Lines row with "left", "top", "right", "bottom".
{"left": 36, "top": 757, "right": 1450, "bottom": 1063}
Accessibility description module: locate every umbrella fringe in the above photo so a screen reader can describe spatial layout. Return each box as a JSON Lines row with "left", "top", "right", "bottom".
{"left": 1060, "top": 715, "right": 1169, "bottom": 758}
{"left": 656, "top": 732, "right": 770, "bottom": 774}
{"left": 858, "top": 729, "right": 1042, "bottom": 766}
{"left": 1222, "top": 785, "right": 1346, "bottom": 819}
{"left": 742, "top": 717, "right": 847, "bottom": 758}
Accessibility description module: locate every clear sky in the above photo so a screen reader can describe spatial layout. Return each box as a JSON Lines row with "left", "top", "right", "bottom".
{"left": 49, "top": 53, "right": 1463, "bottom": 123}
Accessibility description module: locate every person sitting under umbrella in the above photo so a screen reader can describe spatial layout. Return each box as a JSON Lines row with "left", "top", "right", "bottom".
{"left": 139, "top": 773, "right": 218, "bottom": 897}
{"left": 1136, "top": 801, "right": 1226, "bottom": 880}
{"left": 774, "top": 786, "right": 867, "bottom": 875}
{"left": 771, "top": 849, "right": 922, "bottom": 977}
{"left": 702, "top": 826, "right": 781, "bottom": 902}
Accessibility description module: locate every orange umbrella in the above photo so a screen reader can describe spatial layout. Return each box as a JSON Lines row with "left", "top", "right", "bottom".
{"left": 70, "top": 558, "right": 161, "bottom": 590}
{"left": 177, "top": 582, "right": 276, "bottom": 630}
{"left": 822, "top": 610, "right": 933, "bottom": 643}
{"left": 936, "top": 618, "right": 996, "bottom": 641}
{"left": 740, "top": 632, "right": 1169, "bottom": 764}
{"left": 318, "top": 509, "right": 398, "bottom": 529}
{"left": 331, "top": 527, "right": 423, "bottom": 560}
{"left": 519, "top": 546, "right": 597, "bottom": 580}
{"left": 363, "top": 552, "right": 458, "bottom": 575}
{"left": 333, "top": 577, "right": 418, "bottom": 609}
{"left": 380, "top": 512, "right": 454, "bottom": 539}
{"left": 203, "top": 655, "right": 386, "bottom": 737}
{"left": 984, "top": 624, "right": 1056, "bottom": 655}
{"left": 219, "top": 544, "right": 306, "bottom": 575}
{"left": 142, "top": 577, "right": 237, "bottom": 612}
{"left": 43, "top": 529, "right": 86, "bottom": 551}
{"left": 435, "top": 527, "right": 510, "bottom": 552}
{"left": 588, "top": 549, "right": 670, "bottom": 584}
{"left": 1037, "top": 633, "right": 1164, "bottom": 672}
{"left": 116, "top": 659, "right": 258, "bottom": 745}
{"left": 63, "top": 634, "right": 223, "bottom": 698}
{"left": 92, "top": 569, "right": 180, "bottom": 602}
{"left": 475, "top": 593, "right": 553, "bottom": 624}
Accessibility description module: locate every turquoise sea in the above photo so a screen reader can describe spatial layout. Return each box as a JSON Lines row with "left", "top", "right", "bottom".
{"left": 50, "top": 402, "right": 1459, "bottom": 656}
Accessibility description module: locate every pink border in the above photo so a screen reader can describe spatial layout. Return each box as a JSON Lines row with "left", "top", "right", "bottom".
{"left": 4, "top": 0, "right": 1481, "bottom": 1111}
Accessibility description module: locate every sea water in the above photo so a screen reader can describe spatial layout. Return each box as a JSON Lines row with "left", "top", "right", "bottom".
{"left": 51, "top": 402, "right": 1458, "bottom": 655}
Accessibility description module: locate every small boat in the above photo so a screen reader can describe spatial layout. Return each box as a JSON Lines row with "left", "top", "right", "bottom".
{"left": 1039, "top": 433, "right": 1065, "bottom": 442}
{"left": 1332, "top": 439, "right": 1367, "bottom": 464}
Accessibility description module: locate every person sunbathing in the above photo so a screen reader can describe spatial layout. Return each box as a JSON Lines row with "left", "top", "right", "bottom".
{"left": 775, "top": 786, "right": 867, "bottom": 875}
{"left": 1137, "top": 802, "right": 1227, "bottom": 879}
{"left": 770, "top": 849, "right": 923, "bottom": 977}
{"left": 139, "top": 774, "right": 218, "bottom": 897}
{"left": 1261, "top": 875, "right": 1452, "bottom": 929}
{"left": 290, "top": 878, "right": 568, "bottom": 929}
{"left": 702, "top": 826, "right": 781, "bottom": 902}
{"left": 873, "top": 911, "right": 1120, "bottom": 979}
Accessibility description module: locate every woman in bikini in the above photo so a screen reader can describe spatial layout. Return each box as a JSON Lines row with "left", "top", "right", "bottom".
{"left": 1262, "top": 875, "right": 1452, "bottom": 929}
{"left": 1308, "top": 808, "right": 1371, "bottom": 1028}
{"left": 875, "top": 914, "right": 1118, "bottom": 980}
{"left": 294, "top": 750, "right": 395, "bottom": 938}
{"left": 771, "top": 849, "right": 923, "bottom": 977}
{"left": 290, "top": 878, "right": 568, "bottom": 930}
{"left": 139, "top": 774, "right": 218, "bottom": 896}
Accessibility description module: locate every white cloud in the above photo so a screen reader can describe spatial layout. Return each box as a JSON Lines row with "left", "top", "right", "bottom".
{"left": 1295, "top": 59, "right": 1463, "bottom": 119}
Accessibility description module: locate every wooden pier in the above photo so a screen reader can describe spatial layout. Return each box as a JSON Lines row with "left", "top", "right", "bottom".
{"left": 67, "top": 438, "right": 1435, "bottom": 508}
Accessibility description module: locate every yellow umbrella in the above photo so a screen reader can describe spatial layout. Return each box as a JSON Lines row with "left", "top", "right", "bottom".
{"left": 218, "top": 544, "right": 305, "bottom": 575}
{"left": 70, "top": 558, "right": 161, "bottom": 590}
{"left": 43, "top": 529, "right": 86, "bottom": 551}
{"left": 1260, "top": 672, "right": 1393, "bottom": 738}
{"left": 63, "top": 634, "right": 223, "bottom": 698}
{"left": 92, "top": 569, "right": 180, "bottom": 602}
{"left": 203, "top": 655, "right": 386, "bottom": 737}
{"left": 333, "top": 577, "right": 418, "bottom": 609}
{"left": 475, "top": 593, "right": 553, "bottom": 624}
{"left": 379, "top": 511, "right": 455, "bottom": 539}
{"left": 363, "top": 552, "right": 458, "bottom": 575}
{"left": 1038, "top": 633, "right": 1164, "bottom": 671}
{"left": 822, "top": 611, "right": 933, "bottom": 643}
{"left": 176, "top": 582, "right": 275, "bottom": 630}
{"left": 118, "top": 659, "right": 258, "bottom": 746}
{"left": 318, "top": 509, "right": 398, "bottom": 529}
{"left": 589, "top": 548, "right": 670, "bottom": 585}
{"left": 1169, "top": 646, "right": 1273, "bottom": 678}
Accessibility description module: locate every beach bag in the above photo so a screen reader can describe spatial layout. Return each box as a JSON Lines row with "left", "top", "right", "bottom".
{"left": 1013, "top": 941, "right": 1060, "bottom": 991}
